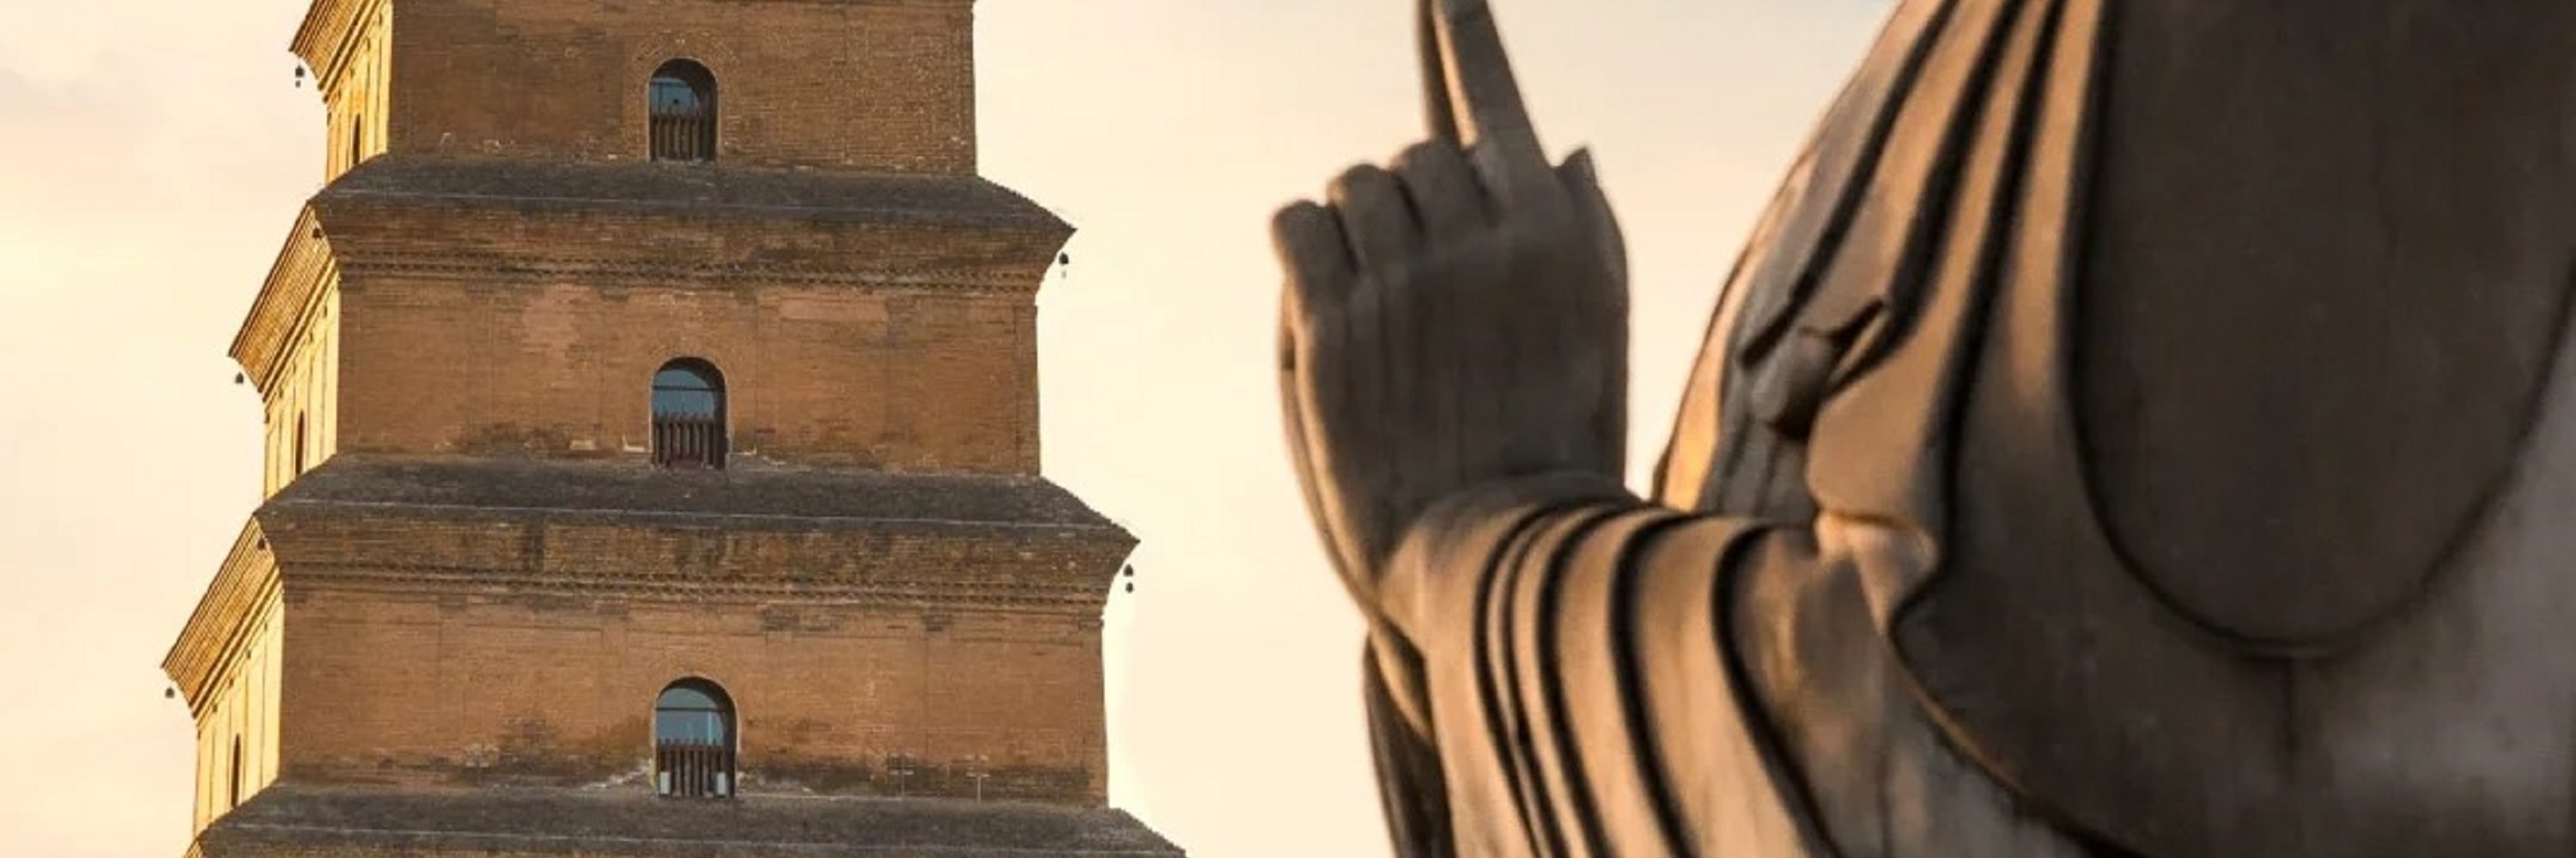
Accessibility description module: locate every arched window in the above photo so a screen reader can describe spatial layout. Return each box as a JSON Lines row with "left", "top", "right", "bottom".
{"left": 648, "top": 60, "right": 717, "bottom": 162}
{"left": 651, "top": 359, "right": 726, "bottom": 469}
{"left": 653, "top": 679, "right": 736, "bottom": 799}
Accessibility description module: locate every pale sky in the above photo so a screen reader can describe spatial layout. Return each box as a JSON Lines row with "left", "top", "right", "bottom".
{"left": 0, "top": 2, "right": 1888, "bottom": 855}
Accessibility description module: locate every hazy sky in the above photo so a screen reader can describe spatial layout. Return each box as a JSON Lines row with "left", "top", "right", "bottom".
{"left": 0, "top": 1, "right": 1888, "bottom": 855}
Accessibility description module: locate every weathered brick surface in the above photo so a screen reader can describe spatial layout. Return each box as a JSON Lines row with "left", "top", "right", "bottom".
{"left": 385, "top": 0, "right": 977, "bottom": 173}
{"left": 262, "top": 290, "right": 341, "bottom": 495}
{"left": 237, "top": 459, "right": 1130, "bottom": 803}
{"left": 335, "top": 274, "right": 1039, "bottom": 472}
{"left": 190, "top": 596, "right": 285, "bottom": 831}
{"left": 278, "top": 584, "right": 1109, "bottom": 802}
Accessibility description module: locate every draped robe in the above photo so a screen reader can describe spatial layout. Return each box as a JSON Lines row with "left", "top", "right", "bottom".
{"left": 1355, "top": 0, "right": 2576, "bottom": 855}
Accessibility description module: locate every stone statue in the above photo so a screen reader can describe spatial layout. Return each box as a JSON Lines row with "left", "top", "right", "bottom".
{"left": 1272, "top": 0, "right": 2576, "bottom": 854}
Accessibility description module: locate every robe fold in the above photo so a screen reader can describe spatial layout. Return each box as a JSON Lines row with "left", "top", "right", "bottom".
{"left": 1365, "top": 478, "right": 2089, "bottom": 858}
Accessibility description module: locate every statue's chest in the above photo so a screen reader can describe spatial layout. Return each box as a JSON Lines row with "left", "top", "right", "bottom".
{"left": 2069, "top": 3, "right": 2576, "bottom": 645}
{"left": 1905, "top": 6, "right": 2576, "bottom": 851}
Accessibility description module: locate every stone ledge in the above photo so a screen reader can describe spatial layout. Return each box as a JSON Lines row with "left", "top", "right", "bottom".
{"left": 197, "top": 784, "right": 1185, "bottom": 857}
{"left": 253, "top": 455, "right": 1137, "bottom": 610}
{"left": 316, "top": 156, "right": 1067, "bottom": 232}
{"left": 267, "top": 455, "right": 1126, "bottom": 532}
{"left": 161, "top": 521, "right": 283, "bottom": 715}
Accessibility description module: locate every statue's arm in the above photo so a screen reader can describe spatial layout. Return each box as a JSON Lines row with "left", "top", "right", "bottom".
{"left": 1357, "top": 478, "right": 1846, "bottom": 856}
{"left": 1364, "top": 471, "right": 2087, "bottom": 858}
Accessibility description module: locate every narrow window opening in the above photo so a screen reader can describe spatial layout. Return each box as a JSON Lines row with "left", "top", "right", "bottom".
{"left": 228, "top": 736, "right": 244, "bottom": 808}
{"left": 653, "top": 679, "right": 736, "bottom": 799}
{"left": 648, "top": 60, "right": 718, "bottom": 162}
{"left": 349, "top": 113, "right": 365, "bottom": 169}
{"left": 652, "top": 359, "right": 726, "bottom": 469}
{"left": 292, "top": 415, "right": 307, "bottom": 475}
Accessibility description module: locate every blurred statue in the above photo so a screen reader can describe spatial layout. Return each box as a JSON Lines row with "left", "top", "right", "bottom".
{"left": 1272, "top": 0, "right": 2576, "bottom": 854}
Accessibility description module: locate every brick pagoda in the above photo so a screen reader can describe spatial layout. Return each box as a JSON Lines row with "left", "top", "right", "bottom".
{"left": 160, "top": 1, "right": 1174, "bottom": 855}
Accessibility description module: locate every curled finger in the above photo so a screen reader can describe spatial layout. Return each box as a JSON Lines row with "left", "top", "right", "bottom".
{"left": 1392, "top": 140, "right": 1490, "bottom": 241}
{"left": 1273, "top": 200, "right": 1359, "bottom": 313}
{"left": 1327, "top": 164, "right": 1426, "bottom": 272}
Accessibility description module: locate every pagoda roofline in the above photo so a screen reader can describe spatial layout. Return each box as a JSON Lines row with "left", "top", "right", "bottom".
{"left": 197, "top": 784, "right": 1184, "bottom": 856}
{"left": 264, "top": 454, "right": 1128, "bottom": 533}
{"left": 159, "top": 521, "right": 278, "bottom": 716}
{"left": 289, "top": 0, "right": 382, "bottom": 92}
{"left": 315, "top": 155, "right": 1070, "bottom": 232}
{"left": 243, "top": 455, "right": 1137, "bottom": 612}
{"left": 290, "top": 0, "right": 984, "bottom": 94}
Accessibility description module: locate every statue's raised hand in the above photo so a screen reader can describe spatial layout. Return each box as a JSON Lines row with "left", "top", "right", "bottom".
{"left": 1275, "top": 0, "right": 1629, "bottom": 620}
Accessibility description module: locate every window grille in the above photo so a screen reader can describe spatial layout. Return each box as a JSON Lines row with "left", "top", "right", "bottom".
{"left": 654, "top": 681, "right": 737, "bottom": 799}
{"left": 649, "top": 61, "right": 718, "bottom": 162}
{"left": 652, "top": 360, "right": 726, "bottom": 469}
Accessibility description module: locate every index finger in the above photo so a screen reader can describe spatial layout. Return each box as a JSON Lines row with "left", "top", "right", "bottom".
{"left": 1419, "top": 0, "right": 1544, "bottom": 159}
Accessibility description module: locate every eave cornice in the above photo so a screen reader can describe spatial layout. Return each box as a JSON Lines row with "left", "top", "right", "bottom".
{"left": 256, "top": 502, "right": 1136, "bottom": 614}
{"left": 331, "top": 255, "right": 1055, "bottom": 293}
{"left": 315, "top": 209, "right": 1069, "bottom": 294}
{"left": 289, "top": 0, "right": 387, "bottom": 93}
{"left": 161, "top": 521, "right": 281, "bottom": 717}
{"left": 228, "top": 209, "right": 336, "bottom": 398}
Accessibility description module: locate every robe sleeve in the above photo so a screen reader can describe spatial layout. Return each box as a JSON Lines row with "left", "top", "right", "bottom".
{"left": 1359, "top": 478, "right": 2102, "bottom": 858}
{"left": 1358, "top": 476, "right": 1838, "bottom": 858}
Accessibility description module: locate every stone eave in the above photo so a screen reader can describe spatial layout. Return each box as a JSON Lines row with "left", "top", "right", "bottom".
{"left": 250, "top": 454, "right": 1140, "bottom": 612}
{"left": 263, "top": 496, "right": 1136, "bottom": 537}
{"left": 272, "top": 566, "right": 1124, "bottom": 617}
{"left": 197, "top": 785, "right": 1186, "bottom": 858}
{"left": 313, "top": 186, "right": 1070, "bottom": 235}
{"left": 254, "top": 502, "right": 1135, "bottom": 613}
{"left": 289, "top": 0, "right": 385, "bottom": 92}
{"left": 325, "top": 244, "right": 1063, "bottom": 293}
{"left": 161, "top": 520, "right": 281, "bottom": 717}
{"left": 315, "top": 155, "right": 1072, "bottom": 232}
{"left": 310, "top": 156, "right": 1074, "bottom": 291}
{"left": 270, "top": 455, "right": 1133, "bottom": 532}
{"left": 228, "top": 208, "right": 335, "bottom": 398}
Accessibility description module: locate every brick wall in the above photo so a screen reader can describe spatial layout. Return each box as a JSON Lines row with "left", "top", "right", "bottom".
{"left": 194, "top": 595, "right": 284, "bottom": 831}
{"left": 278, "top": 583, "right": 1109, "bottom": 803}
{"left": 334, "top": 274, "right": 1039, "bottom": 472}
{"left": 318, "top": 2, "right": 391, "bottom": 182}
{"left": 264, "top": 289, "right": 341, "bottom": 496}
{"left": 386, "top": 0, "right": 976, "bottom": 173}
